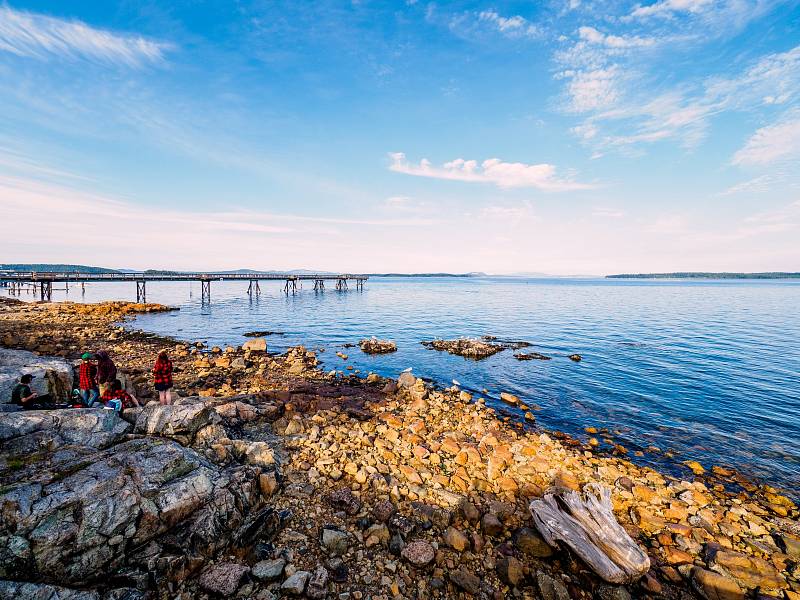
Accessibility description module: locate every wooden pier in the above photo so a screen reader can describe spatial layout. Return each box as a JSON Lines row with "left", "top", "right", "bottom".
{"left": 0, "top": 272, "right": 368, "bottom": 303}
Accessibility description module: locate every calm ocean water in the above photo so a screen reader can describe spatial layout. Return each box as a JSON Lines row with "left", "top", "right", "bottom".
{"left": 5, "top": 277, "right": 799, "bottom": 494}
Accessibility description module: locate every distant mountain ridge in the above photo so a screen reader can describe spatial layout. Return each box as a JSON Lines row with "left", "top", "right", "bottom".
{"left": 0, "top": 264, "right": 120, "bottom": 273}
{"left": 607, "top": 272, "right": 800, "bottom": 279}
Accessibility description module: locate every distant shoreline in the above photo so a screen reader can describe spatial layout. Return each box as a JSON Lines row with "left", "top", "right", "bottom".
{"left": 607, "top": 272, "right": 800, "bottom": 279}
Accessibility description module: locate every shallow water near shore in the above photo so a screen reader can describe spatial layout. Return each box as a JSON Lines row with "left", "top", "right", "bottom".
{"left": 6, "top": 276, "right": 800, "bottom": 494}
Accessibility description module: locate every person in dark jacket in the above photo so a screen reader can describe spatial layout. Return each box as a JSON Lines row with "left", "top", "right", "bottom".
{"left": 11, "top": 374, "right": 52, "bottom": 409}
{"left": 95, "top": 350, "right": 117, "bottom": 397}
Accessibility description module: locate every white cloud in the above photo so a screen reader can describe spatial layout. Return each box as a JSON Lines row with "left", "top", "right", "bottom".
{"left": 705, "top": 45, "right": 800, "bottom": 110}
{"left": 719, "top": 170, "right": 799, "bottom": 196}
{"left": 628, "top": 0, "right": 714, "bottom": 19}
{"left": 568, "top": 67, "right": 622, "bottom": 113}
{"left": 732, "top": 115, "right": 800, "bottom": 166}
{"left": 571, "top": 123, "right": 598, "bottom": 140}
{"left": 388, "top": 152, "right": 594, "bottom": 192}
{"left": 554, "top": 26, "right": 657, "bottom": 116}
{"left": 0, "top": 6, "right": 170, "bottom": 67}
{"left": 566, "top": 43, "right": 800, "bottom": 152}
{"left": 477, "top": 10, "right": 540, "bottom": 38}
{"left": 578, "top": 26, "right": 655, "bottom": 49}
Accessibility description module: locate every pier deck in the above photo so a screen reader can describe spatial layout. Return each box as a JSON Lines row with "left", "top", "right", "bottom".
{"left": 0, "top": 272, "right": 368, "bottom": 302}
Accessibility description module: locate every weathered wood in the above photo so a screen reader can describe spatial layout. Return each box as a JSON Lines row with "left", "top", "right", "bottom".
{"left": 529, "top": 483, "right": 650, "bottom": 584}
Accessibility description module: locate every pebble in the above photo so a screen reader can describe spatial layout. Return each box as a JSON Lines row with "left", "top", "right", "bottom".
{"left": 321, "top": 527, "right": 350, "bottom": 556}
{"left": 401, "top": 540, "right": 435, "bottom": 567}
{"left": 536, "top": 572, "right": 570, "bottom": 600}
{"left": 480, "top": 513, "right": 503, "bottom": 537}
{"left": 306, "top": 566, "right": 330, "bottom": 599}
{"left": 281, "top": 571, "right": 311, "bottom": 595}
{"left": 497, "top": 556, "right": 524, "bottom": 587}
{"left": 449, "top": 567, "right": 481, "bottom": 595}
{"left": 443, "top": 526, "right": 470, "bottom": 552}
{"left": 513, "top": 527, "right": 554, "bottom": 558}
{"left": 251, "top": 558, "right": 286, "bottom": 581}
{"left": 197, "top": 562, "right": 250, "bottom": 597}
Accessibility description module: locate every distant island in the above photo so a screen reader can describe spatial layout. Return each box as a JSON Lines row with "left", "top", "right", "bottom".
{"left": 0, "top": 265, "right": 486, "bottom": 278}
{"left": 0, "top": 264, "right": 120, "bottom": 274}
{"left": 607, "top": 272, "right": 800, "bottom": 279}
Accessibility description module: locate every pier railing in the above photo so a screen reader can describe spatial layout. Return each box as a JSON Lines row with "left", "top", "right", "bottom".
{"left": 0, "top": 272, "right": 368, "bottom": 302}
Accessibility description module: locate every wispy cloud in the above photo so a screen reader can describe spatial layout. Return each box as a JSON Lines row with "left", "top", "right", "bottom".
{"left": 732, "top": 113, "right": 800, "bottom": 165}
{"left": 476, "top": 11, "right": 541, "bottom": 39}
{"left": 628, "top": 0, "right": 714, "bottom": 20}
{"left": 577, "top": 26, "right": 656, "bottom": 49}
{"left": 445, "top": 9, "right": 541, "bottom": 41}
{"left": 554, "top": 26, "right": 658, "bottom": 115}
{"left": 388, "top": 152, "right": 594, "bottom": 192}
{"left": 564, "top": 42, "right": 800, "bottom": 152}
{"left": 0, "top": 6, "right": 171, "bottom": 67}
{"left": 559, "top": 66, "right": 622, "bottom": 113}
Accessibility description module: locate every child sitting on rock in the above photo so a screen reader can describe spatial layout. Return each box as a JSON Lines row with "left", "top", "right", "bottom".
{"left": 101, "top": 378, "right": 139, "bottom": 412}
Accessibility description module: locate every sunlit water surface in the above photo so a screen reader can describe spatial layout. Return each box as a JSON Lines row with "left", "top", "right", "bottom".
{"left": 6, "top": 277, "right": 799, "bottom": 494}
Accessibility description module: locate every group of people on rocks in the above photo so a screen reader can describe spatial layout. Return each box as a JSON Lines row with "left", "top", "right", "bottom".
{"left": 11, "top": 349, "right": 173, "bottom": 412}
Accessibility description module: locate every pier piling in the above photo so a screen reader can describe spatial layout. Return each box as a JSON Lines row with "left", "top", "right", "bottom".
{"left": 136, "top": 280, "right": 147, "bottom": 304}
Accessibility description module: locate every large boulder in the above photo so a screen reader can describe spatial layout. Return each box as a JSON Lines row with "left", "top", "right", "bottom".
{"left": 0, "top": 348, "right": 74, "bottom": 404}
{"left": 0, "top": 437, "right": 266, "bottom": 586}
{"left": 0, "top": 409, "right": 131, "bottom": 466}
{"left": 134, "top": 400, "right": 219, "bottom": 445}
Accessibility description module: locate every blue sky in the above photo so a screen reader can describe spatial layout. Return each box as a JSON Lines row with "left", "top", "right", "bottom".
{"left": 1, "top": 0, "right": 799, "bottom": 274}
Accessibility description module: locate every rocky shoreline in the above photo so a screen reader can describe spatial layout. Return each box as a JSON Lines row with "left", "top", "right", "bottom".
{"left": 0, "top": 299, "right": 798, "bottom": 600}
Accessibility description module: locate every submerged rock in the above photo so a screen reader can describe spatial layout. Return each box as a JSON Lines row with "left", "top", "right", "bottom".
{"left": 514, "top": 352, "right": 551, "bottom": 361}
{"left": 500, "top": 392, "right": 520, "bottom": 405}
{"left": 359, "top": 338, "right": 397, "bottom": 354}
{"left": 421, "top": 338, "right": 504, "bottom": 359}
{"left": 243, "top": 330, "right": 284, "bottom": 337}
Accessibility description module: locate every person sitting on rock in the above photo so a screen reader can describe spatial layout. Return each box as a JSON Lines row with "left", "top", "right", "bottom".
{"left": 11, "top": 374, "right": 52, "bottom": 410}
{"left": 101, "top": 378, "right": 139, "bottom": 412}
{"left": 95, "top": 350, "right": 117, "bottom": 397}
{"left": 78, "top": 352, "right": 100, "bottom": 407}
{"left": 153, "top": 349, "right": 173, "bottom": 406}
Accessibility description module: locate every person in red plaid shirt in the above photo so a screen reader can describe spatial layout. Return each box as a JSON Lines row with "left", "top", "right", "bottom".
{"left": 78, "top": 352, "right": 99, "bottom": 407}
{"left": 153, "top": 349, "right": 174, "bottom": 405}
{"left": 101, "top": 379, "right": 140, "bottom": 411}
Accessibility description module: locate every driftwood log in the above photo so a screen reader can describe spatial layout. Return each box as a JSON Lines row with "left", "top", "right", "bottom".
{"left": 529, "top": 483, "right": 650, "bottom": 584}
